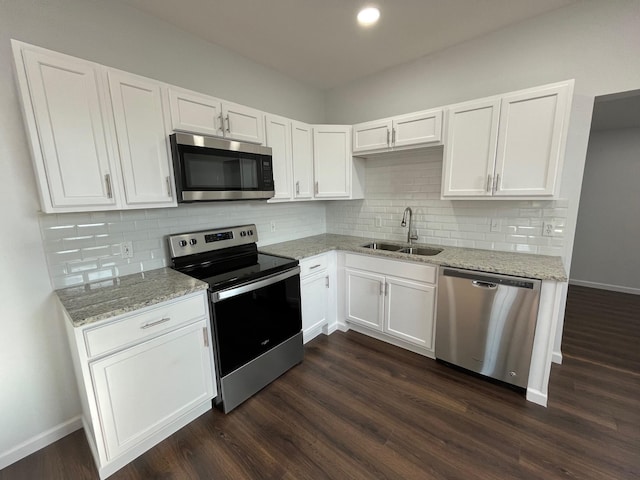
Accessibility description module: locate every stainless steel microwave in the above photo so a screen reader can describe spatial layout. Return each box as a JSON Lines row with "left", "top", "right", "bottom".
{"left": 170, "top": 133, "right": 274, "bottom": 202}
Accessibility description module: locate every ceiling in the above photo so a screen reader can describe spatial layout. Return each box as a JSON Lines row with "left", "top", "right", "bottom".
{"left": 591, "top": 91, "right": 640, "bottom": 131}
{"left": 119, "top": 0, "right": 578, "bottom": 90}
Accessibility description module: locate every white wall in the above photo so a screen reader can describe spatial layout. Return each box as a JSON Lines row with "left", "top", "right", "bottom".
{"left": 0, "top": 0, "right": 325, "bottom": 467}
{"left": 326, "top": 0, "right": 640, "bottom": 360}
{"left": 570, "top": 128, "right": 640, "bottom": 293}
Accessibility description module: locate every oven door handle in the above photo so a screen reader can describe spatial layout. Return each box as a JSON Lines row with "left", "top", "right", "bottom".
{"left": 211, "top": 266, "right": 300, "bottom": 303}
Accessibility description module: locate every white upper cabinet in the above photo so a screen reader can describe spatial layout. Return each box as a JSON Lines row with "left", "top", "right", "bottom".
{"left": 352, "top": 109, "right": 443, "bottom": 154}
{"left": 353, "top": 119, "right": 392, "bottom": 153}
{"left": 222, "top": 102, "right": 264, "bottom": 144}
{"left": 107, "top": 69, "right": 175, "bottom": 207}
{"left": 494, "top": 84, "right": 570, "bottom": 196}
{"left": 265, "top": 114, "right": 293, "bottom": 201}
{"left": 168, "top": 87, "right": 221, "bottom": 137}
{"left": 168, "top": 87, "right": 264, "bottom": 144}
{"left": 442, "top": 80, "right": 573, "bottom": 199}
{"left": 313, "top": 125, "right": 351, "bottom": 198}
{"left": 14, "top": 42, "right": 119, "bottom": 212}
{"left": 441, "top": 98, "right": 500, "bottom": 197}
{"left": 393, "top": 109, "right": 443, "bottom": 148}
{"left": 291, "top": 121, "right": 314, "bottom": 199}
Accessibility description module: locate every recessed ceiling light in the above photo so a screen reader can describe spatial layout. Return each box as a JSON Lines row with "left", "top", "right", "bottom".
{"left": 357, "top": 7, "right": 380, "bottom": 27}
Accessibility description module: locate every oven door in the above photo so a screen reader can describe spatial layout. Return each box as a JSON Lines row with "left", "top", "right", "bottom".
{"left": 210, "top": 267, "right": 302, "bottom": 377}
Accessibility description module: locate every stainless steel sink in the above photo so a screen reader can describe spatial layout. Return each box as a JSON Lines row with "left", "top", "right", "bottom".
{"left": 399, "top": 247, "right": 443, "bottom": 256}
{"left": 361, "top": 242, "right": 403, "bottom": 251}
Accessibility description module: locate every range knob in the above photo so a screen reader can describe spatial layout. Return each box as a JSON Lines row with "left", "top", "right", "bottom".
{"left": 178, "top": 240, "right": 188, "bottom": 247}
{"left": 240, "top": 231, "right": 247, "bottom": 237}
{"left": 189, "top": 239, "right": 197, "bottom": 246}
{"left": 248, "top": 229, "right": 254, "bottom": 236}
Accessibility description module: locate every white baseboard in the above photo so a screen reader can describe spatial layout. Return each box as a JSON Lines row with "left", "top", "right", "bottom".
{"left": 526, "top": 388, "right": 548, "bottom": 407}
{"left": 0, "top": 416, "right": 82, "bottom": 470}
{"left": 552, "top": 351, "right": 563, "bottom": 365}
{"left": 569, "top": 279, "right": 640, "bottom": 295}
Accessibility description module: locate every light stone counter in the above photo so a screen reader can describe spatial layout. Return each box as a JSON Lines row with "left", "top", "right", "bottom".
{"left": 260, "top": 234, "right": 567, "bottom": 281}
{"left": 56, "top": 267, "right": 208, "bottom": 327}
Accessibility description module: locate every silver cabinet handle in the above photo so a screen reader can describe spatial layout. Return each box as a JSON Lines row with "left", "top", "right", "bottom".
{"left": 379, "top": 282, "right": 384, "bottom": 295}
{"left": 105, "top": 174, "right": 113, "bottom": 199}
{"left": 218, "top": 114, "right": 224, "bottom": 134}
{"left": 225, "top": 115, "right": 230, "bottom": 133}
{"left": 296, "top": 181, "right": 300, "bottom": 194}
{"left": 309, "top": 264, "right": 322, "bottom": 270}
{"left": 203, "top": 327, "right": 209, "bottom": 347}
{"left": 314, "top": 181, "right": 319, "bottom": 195}
{"left": 385, "top": 282, "right": 389, "bottom": 296}
{"left": 141, "top": 317, "right": 170, "bottom": 329}
{"left": 487, "top": 174, "right": 492, "bottom": 192}
{"left": 166, "top": 176, "right": 172, "bottom": 197}
{"left": 495, "top": 173, "right": 501, "bottom": 192}
{"left": 325, "top": 276, "right": 329, "bottom": 288}
{"left": 392, "top": 128, "right": 396, "bottom": 145}
{"left": 386, "top": 129, "right": 390, "bottom": 146}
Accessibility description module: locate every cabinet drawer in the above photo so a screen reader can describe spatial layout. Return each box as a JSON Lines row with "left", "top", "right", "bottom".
{"left": 300, "top": 254, "right": 328, "bottom": 278}
{"left": 84, "top": 293, "right": 207, "bottom": 358}
{"left": 345, "top": 253, "right": 437, "bottom": 284}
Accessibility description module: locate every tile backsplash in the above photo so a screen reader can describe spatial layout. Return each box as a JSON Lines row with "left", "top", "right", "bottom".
{"left": 40, "top": 149, "right": 567, "bottom": 289}
{"left": 40, "top": 201, "right": 325, "bottom": 289}
{"left": 326, "top": 149, "right": 567, "bottom": 255}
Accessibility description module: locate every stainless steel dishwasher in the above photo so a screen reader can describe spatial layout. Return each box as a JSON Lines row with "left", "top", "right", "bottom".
{"left": 435, "top": 267, "right": 541, "bottom": 389}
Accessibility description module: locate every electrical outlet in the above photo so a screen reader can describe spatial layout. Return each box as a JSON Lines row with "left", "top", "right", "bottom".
{"left": 375, "top": 216, "right": 382, "bottom": 228}
{"left": 270, "top": 221, "right": 276, "bottom": 232}
{"left": 490, "top": 218, "right": 501, "bottom": 232}
{"left": 120, "top": 241, "right": 133, "bottom": 259}
{"left": 543, "top": 222, "right": 556, "bottom": 237}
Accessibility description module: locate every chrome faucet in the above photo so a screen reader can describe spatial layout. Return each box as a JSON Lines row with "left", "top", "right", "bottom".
{"left": 401, "top": 207, "right": 419, "bottom": 244}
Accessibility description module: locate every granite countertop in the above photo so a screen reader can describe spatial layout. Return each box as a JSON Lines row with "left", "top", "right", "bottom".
{"left": 259, "top": 234, "right": 567, "bottom": 281}
{"left": 57, "top": 267, "right": 208, "bottom": 327}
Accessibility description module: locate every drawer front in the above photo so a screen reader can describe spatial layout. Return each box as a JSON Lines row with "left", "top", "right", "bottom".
{"left": 345, "top": 253, "right": 437, "bottom": 284}
{"left": 300, "top": 254, "right": 328, "bottom": 278}
{"left": 84, "top": 292, "right": 207, "bottom": 358}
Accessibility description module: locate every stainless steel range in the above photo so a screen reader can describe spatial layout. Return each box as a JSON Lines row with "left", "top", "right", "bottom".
{"left": 168, "top": 224, "right": 303, "bottom": 413}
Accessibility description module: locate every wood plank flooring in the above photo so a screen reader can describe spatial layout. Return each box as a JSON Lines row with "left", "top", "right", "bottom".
{"left": 2, "top": 285, "right": 638, "bottom": 479}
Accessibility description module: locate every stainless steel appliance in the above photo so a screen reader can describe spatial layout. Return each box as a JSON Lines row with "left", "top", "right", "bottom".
{"left": 435, "top": 267, "right": 541, "bottom": 389}
{"left": 170, "top": 133, "right": 274, "bottom": 202}
{"left": 168, "top": 224, "right": 302, "bottom": 413}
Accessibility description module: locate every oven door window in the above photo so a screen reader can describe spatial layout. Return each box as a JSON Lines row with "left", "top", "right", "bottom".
{"left": 212, "top": 273, "right": 302, "bottom": 377}
{"left": 181, "top": 147, "right": 260, "bottom": 190}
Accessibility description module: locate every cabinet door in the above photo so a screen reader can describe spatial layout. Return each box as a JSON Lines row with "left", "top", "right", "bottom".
{"left": 19, "top": 47, "right": 117, "bottom": 211}
{"left": 494, "top": 84, "right": 570, "bottom": 196}
{"left": 221, "top": 102, "right": 264, "bottom": 144}
{"left": 393, "top": 109, "right": 442, "bottom": 148}
{"left": 345, "top": 268, "right": 384, "bottom": 331}
{"left": 385, "top": 276, "right": 436, "bottom": 350}
{"left": 352, "top": 119, "right": 392, "bottom": 153}
{"left": 291, "top": 121, "right": 314, "bottom": 199}
{"left": 90, "top": 320, "right": 214, "bottom": 461}
{"left": 313, "top": 125, "right": 351, "bottom": 198}
{"left": 301, "top": 272, "right": 329, "bottom": 343}
{"left": 108, "top": 70, "right": 175, "bottom": 206}
{"left": 441, "top": 99, "right": 500, "bottom": 197}
{"left": 168, "top": 87, "right": 222, "bottom": 137}
{"left": 265, "top": 114, "right": 293, "bottom": 201}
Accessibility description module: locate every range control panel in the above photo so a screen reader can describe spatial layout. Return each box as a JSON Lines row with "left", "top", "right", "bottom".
{"left": 168, "top": 224, "right": 257, "bottom": 258}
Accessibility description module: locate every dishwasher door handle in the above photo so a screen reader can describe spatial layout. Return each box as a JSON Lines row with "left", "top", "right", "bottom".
{"left": 472, "top": 280, "right": 498, "bottom": 289}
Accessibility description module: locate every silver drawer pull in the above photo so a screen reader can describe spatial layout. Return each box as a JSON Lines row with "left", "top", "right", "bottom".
{"left": 309, "top": 264, "right": 322, "bottom": 270}
{"left": 141, "top": 317, "right": 171, "bottom": 329}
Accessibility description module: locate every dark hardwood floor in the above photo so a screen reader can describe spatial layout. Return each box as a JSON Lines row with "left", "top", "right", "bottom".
{"left": 2, "top": 285, "right": 638, "bottom": 479}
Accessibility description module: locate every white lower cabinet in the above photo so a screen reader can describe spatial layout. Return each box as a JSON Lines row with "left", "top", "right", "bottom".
{"left": 62, "top": 290, "right": 216, "bottom": 479}
{"left": 344, "top": 254, "right": 437, "bottom": 355}
{"left": 299, "top": 253, "right": 336, "bottom": 343}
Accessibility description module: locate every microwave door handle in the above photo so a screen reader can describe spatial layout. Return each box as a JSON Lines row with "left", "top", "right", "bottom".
{"left": 211, "top": 266, "right": 300, "bottom": 303}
